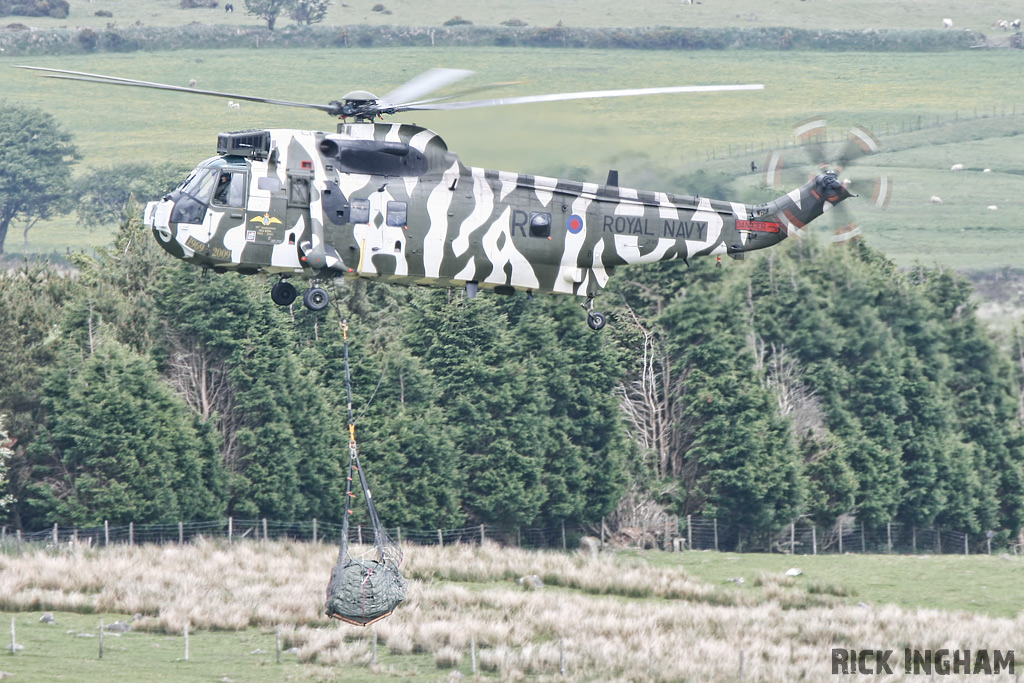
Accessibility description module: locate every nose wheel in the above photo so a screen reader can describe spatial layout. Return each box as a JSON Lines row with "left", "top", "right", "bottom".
{"left": 303, "top": 285, "right": 330, "bottom": 311}
{"left": 270, "top": 279, "right": 330, "bottom": 312}
{"left": 271, "top": 279, "right": 298, "bottom": 306}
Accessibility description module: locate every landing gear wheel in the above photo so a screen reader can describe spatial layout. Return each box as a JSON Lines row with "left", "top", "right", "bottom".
{"left": 587, "top": 310, "right": 607, "bottom": 331}
{"left": 271, "top": 280, "right": 298, "bottom": 306}
{"left": 303, "top": 286, "right": 330, "bottom": 312}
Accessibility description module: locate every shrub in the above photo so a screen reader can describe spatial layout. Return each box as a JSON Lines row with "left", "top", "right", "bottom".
{"left": 76, "top": 27, "right": 97, "bottom": 50}
{"left": 94, "top": 10, "right": 112, "bottom": 17}
{"left": 371, "top": 3, "right": 384, "bottom": 11}
{"left": 501, "top": 18, "right": 526, "bottom": 27}
{"left": 0, "top": 0, "right": 69, "bottom": 18}
{"left": 443, "top": 15, "right": 471, "bottom": 26}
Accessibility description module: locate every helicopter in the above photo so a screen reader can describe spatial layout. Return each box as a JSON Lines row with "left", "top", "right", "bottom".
{"left": 19, "top": 66, "right": 859, "bottom": 330}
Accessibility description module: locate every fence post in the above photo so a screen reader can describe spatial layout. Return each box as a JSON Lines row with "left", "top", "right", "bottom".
{"left": 10, "top": 616, "right": 15, "bottom": 655}
{"left": 357, "top": 525, "right": 362, "bottom": 545}
{"left": 937, "top": 527, "right": 941, "bottom": 554}
{"left": 438, "top": 529, "right": 443, "bottom": 547}
{"left": 104, "top": 520, "right": 109, "bottom": 547}
{"left": 964, "top": 533, "right": 968, "bottom": 556}
{"left": 16, "top": 529, "right": 21, "bottom": 553}
{"left": 262, "top": 518, "right": 268, "bottom": 543}
{"left": 129, "top": 522, "right": 134, "bottom": 546}
{"left": 98, "top": 619, "right": 104, "bottom": 660}
{"left": 561, "top": 520, "right": 566, "bottom": 550}
{"left": 687, "top": 515, "right": 692, "bottom": 550}
{"left": 839, "top": 523, "right": 843, "bottom": 554}
{"left": 178, "top": 521, "right": 184, "bottom": 545}
{"left": 312, "top": 518, "right": 317, "bottom": 544}
{"left": 811, "top": 525, "right": 817, "bottom": 555}
{"left": 479, "top": 524, "right": 484, "bottom": 545}
{"left": 664, "top": 517, "right": 670, "bottom": 551}
{"left": 397, "top": 526, "right": 402, "bottom": 545}
{"left": 1, "top": 526, "right": 5, "bottom": 543}
{"left": 184, "top": 622, "right": 189, "bottom": 662}
{"left": 861, "top": 523, "right": 866, "bottom": 553}
{"left": 912, "top": 526, "right": 916, "bottom": 553}
{"left": 229, "top": 517, "right": 233, "bottom": 544}
{"left": 887, "top": 523, "right": 892, "bottom": 553}
{"left": 275, "top": 625, "right": 281, "bottom": 664}
{"left": 600, "top": 516, "right": 606, "bottom": 548}
{"left": 52, "top": 522, "right": 58, "bottom": 545}
{"left": 713, "top": 517, "right": 718, "bottom": 551}
{"left": 790, "top": 522, "right": 795, "bottom": 554}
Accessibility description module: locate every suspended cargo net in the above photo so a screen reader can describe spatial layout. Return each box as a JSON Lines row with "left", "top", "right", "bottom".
{"left": 325, "top": 321, "right": 407, "bottom": 626}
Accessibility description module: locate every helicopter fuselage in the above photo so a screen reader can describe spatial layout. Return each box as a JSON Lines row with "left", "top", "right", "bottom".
{"left": 145, "top": 122, "right": 847, "bottom": 304}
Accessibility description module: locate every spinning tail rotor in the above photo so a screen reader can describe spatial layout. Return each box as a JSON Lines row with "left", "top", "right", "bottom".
{"left": 764, "top": 118, "right": 892, "bottom": 244}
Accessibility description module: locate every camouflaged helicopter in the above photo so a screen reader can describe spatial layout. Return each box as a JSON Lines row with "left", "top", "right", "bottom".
{"left": 20, "top": 66, "right": 859, "bottom": 330}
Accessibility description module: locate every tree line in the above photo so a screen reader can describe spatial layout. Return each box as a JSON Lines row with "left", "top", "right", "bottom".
{"left": 1, "top": 102, "right": 1022, "bottom": 549}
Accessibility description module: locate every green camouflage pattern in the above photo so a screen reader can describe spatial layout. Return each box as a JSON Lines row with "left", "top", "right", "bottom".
{"left": 145, "top": 122, "right": 851, "bottom": 307}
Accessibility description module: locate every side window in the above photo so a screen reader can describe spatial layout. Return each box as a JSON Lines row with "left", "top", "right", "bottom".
{"left": 350, "top": 198, "right": 370, "bottom": 224}
{"left": 529, "top": 212, "right": 552, "bottom": 238}
{"left": 211, "top": 171, "right": 246, "bottom": 208}
{"left": 386, "top": 201, "right": 408, "bottom": 227}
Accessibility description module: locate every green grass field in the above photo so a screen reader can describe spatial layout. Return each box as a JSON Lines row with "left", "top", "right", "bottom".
{"left": 2, "top": 543, "right": 1024, "bottom": 681}
{"left": 4, "top": 46, "right": 1023, "bottom": 271}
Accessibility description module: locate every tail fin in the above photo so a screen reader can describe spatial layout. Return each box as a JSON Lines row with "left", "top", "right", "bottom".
{"left": 756, "top": 171, "right": 854, "bottom": 239}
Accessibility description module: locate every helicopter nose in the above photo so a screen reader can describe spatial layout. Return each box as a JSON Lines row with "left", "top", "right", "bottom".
{"left": 145, "top": 199, "right": 184, "bottom": 258}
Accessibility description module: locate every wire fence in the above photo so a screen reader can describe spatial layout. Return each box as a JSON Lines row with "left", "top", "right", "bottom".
{"left": 0, "top": 516, "right": 1009, "bottom": 556}
{"left": 703, "top": 106, "right": 1024, "bottom": 162}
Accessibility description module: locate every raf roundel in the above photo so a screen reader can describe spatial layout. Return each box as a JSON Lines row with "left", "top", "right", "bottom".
{"left": 567, "top": 214, "right": 584, "bottom": 234}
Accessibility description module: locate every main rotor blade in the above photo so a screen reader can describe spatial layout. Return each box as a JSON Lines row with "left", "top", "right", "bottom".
{"left": 400, "top": 80, "right": 528, "bottom": 107}
{"left": 377, "top": 68, "right": 474, "bottom": 109}
{"left": 399, "top": 83, "right": 765, "bottom": 111}
{"left": 15, "top": 65, "right": 337, "bottom": 114}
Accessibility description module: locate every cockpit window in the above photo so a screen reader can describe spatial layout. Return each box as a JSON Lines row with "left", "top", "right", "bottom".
{"left": 212, "top": 171, "right": 246, "bottom": 208}
{"left": 179, "top": 168, "right": 217, "bottom": 200}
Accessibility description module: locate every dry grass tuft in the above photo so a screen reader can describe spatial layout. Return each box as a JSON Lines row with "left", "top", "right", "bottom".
{"left": 0, "top": 540, "right": 1020, "bottom": 680}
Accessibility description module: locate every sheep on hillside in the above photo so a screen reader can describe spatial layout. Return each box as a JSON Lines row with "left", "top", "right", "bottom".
{"left": 929, "top": 196, "right": 943, "bottom": 204}
{"left": 943, "top": 18, "right": 953, "bottom": 28}
{"left": 950, "top": 163, "right": 964, "bottom": 172}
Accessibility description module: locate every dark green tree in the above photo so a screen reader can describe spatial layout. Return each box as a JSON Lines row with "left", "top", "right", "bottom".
{"left": 0, "top": 266, "right": 74, "bottom": 526}
{"left": 289, "top": 0, "right": 330, "bottom": 25}
{"left": 0, "top": 101, "right": 78, "bottom": 254}
{"left": 245, "top": 0, "right": 295, "bottom": 29}
{"left": 402, "top": 292, "right": 548, "bottom": 526}
{"left": 27, "top": 339, "right": 224, "bottom": 525}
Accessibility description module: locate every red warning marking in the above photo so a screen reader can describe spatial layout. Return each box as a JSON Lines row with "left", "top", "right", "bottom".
{"left": 736, "top": 220, "right": 781, "bottom": 233}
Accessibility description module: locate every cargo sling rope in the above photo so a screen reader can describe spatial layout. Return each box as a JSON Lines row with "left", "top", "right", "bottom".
{"left": 325, "top": 320, "right": 407, "bottom": 626}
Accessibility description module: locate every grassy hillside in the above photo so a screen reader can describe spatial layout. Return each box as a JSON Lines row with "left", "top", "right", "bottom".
{"left": 4, "top": 46, "right": 1023, "bottom": 271}
{"left": 10, "top": 0, "right": 1024, "bottom": 33}
{"left": 1, "top": 541, "right": 1023, "bottom": 681}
